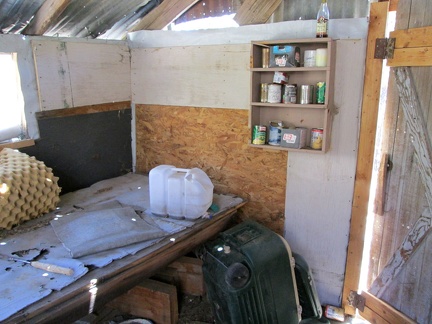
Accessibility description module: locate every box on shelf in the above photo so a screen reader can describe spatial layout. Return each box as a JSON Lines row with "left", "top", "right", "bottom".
{"left": 280, "top": 127, "right": 307, "bottom": 149}
{"left": 270, "top": 45, "right": 300, "bottom": 68}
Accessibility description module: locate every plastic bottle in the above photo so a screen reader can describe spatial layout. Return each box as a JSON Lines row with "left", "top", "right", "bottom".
{"left": 316, "top": 0, "right": 329, "bottom": 38}
{"left": 149, "top": 165, "right": 214, "bottom": 219}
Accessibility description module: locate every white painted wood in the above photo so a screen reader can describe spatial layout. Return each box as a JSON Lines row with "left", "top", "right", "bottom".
{"left": 284, "top": 39, "right": 366, "bottom": 306}
{"left": 131, "top": 44, "right": 250, "bottom": 109}
{"left": 66, "top": 42, "right": 131, "bottom": 107}
{"left": 32, "top": 40, "right": 131, "bottom": 110}
{"left": 128, "top": 18, "right": 368, "bottom": 48}
{"left": 32, "top": 40, "right": 73, "bottom": 110}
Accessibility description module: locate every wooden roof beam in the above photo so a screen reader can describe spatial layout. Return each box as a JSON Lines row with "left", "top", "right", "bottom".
{"left": 23, "top": 0, "right": 71, "bottom": 35}
{"left": 129, "top": 0, "right": 200, "bottom": 32}
{"left": 234, "top": 0, "right": 282, "bottom": 26}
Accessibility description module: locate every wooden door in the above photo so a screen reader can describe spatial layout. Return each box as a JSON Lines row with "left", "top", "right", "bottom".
{"left": 342, "top": 1, "right": 432, "bottom": 323}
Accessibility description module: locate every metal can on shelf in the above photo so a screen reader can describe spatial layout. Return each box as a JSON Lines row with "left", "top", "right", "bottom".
{"left": 252, "top": 125, "right": 267, "bottom": 145}
{"left": 316, "top": 82, "right": 326, "bottom": 104}
{"left": 299, "top": 85, "right": 314, "bottom": 104}
{"left": 262, "top": 47, "right": 270, "bottom": 68}
{"left": 268, "top": 121, "right": 283, "bottom": 146}
{"left": 260, "top": 83, "right": 269, "bottom": 103}
{"left": 267, "top": 84, "right": 282, "bottom": 103}
{"left": 283, "top": 84, "right": 297, "bottom": 104}
{"left": 310, "top": 128, "right": 324, "bottom": 150}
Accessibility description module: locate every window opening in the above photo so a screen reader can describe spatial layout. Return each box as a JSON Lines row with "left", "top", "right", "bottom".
{"left": 0, "top": 52, "right": 26, "bottom": 143}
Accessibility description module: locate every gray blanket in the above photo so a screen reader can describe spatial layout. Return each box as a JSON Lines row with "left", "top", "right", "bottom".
{"left": 50, "top": 206, "right": 167, "bottom": 257}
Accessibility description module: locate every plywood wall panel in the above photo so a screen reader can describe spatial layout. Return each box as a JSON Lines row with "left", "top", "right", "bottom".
{"left": 135, "top": 104, "right": 287, "bottom": 233}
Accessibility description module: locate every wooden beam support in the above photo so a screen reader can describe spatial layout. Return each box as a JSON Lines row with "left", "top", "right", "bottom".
{"left": 23, "top": 0, "right": 71, "bottom": 35}
{"left": 360, "top": 291, "right": 416, "bottom": 324}
{"left": 341, "top": 1, "right": 388, "bottom": 315}
{"left": 234, "top": 0, "right": 282, "bottom": 26}
{"left": 129, "top": 0, "right": 199, "bottom": 31}
{"left": 387, "top": 26, "right": 432, "bottom": 67}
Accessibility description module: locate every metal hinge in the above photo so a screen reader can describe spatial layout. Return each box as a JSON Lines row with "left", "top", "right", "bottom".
{"left": 348, "top": 291, "right": 365, "bottom": 312}
{"left": 374, "top": 38, "right": 395, "bottom": 59}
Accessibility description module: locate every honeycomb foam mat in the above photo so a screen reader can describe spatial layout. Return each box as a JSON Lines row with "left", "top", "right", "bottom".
{"left": 0, "top": 148, "right": 61, "bottom": 230}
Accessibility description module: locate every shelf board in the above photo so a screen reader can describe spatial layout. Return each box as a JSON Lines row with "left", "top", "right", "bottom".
{"left": 251, "top": 67, "right": 329, "bottom": 72}
{"left": 251, "top": 102, "right": 328, "bottom": 109}
{"left": 249, "top": 143, "right": 325, "bottom": 153}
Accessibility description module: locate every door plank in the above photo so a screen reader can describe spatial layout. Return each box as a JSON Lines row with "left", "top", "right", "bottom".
{"left": 388, "top": 48, "right": 432, "bottom": 67}
{"left": 341, "top": 1, "right": 388, "bottom": 315}
{"left": 388, "top": 26, "right": 432, "bottom": 66}
{"left": 368, "top": 66, "right": 432, "bottom": 297}
{"left": 391, "top": 26, "right": 432, "bottom": 48}
{"left": 360, "top": 291, "right": 416, "bottom": 324}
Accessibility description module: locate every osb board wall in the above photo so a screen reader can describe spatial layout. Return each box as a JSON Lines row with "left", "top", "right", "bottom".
{"left": 135, "top": 104, "right": 287, "bottom": 234}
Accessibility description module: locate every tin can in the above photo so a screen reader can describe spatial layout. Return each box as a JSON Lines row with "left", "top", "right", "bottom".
{"left": 268, "top": 121, "right": 283, "bottom": 146}
{"left": 262, "top": 48, "right": 270, "bottom": 68}
{"left": 273, "top": 71, "right": 288, "bottom": 84}
{"left": 283, "top": 84, "right": 297, "bottom": 104}
{"left": 300, "top": 85, "right": 314, "bottom": 104}
{"left": 316, "top": 82, "right": 326, "bottom": 104}
{"left": 267, "top": 84, "right": 282, "bottom": 103}
{"left": 324, "top": 305, "right": 345, "bottom": 322}
{"left": 252, "top": 125, "right": 267, "bottom": 145}
{"left": 310, "top": 128, "right": 323, "bottom": 150}
{"left": 260, "top": 83, "right": 268, "bottom": 103}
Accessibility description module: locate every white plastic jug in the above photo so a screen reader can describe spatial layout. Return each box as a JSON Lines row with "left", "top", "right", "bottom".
{"left": 149, "top": 165, "right": 214, "bottom": 219}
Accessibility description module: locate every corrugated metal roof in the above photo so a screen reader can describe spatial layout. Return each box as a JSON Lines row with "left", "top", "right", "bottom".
{"left": 0, "top": 0, "right": 369, "bottom": 40}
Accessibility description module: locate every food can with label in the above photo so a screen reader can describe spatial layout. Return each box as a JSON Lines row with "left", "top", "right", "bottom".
{"left": 267, "top": 84, "right": 282, "bottom": 103}
{"left": 268, "top": 121, "right": 283, "bottom": 146}
{"left": 252, "top": 125, "right": 267, "bottom": 145}
{"left": 310, "top": 128, "right": 323, "bottom": 150}
{"left": 283, "top": 84, "right": 297, "bottom": 104}
{"left": 316, "top": 82, "right": 326, "bottom": 104}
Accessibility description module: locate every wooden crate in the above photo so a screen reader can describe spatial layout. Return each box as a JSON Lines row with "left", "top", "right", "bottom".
{"left": 106, "top": 279, "right": 178, "bottom": 324}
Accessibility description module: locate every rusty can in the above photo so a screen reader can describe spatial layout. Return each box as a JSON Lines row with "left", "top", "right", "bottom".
{"left": 262, "top": 47, "right": 270, "bottom": 68}
{"left": 310, "top": 128, "right": 323, "bottom": 150}
{"left": 252, "top": 125, "right": 267, "bottom": 145}
{"left": 260, "top": 83, "right": 269, "bottom": 103}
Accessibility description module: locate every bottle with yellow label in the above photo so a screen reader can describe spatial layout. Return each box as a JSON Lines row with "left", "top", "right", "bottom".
{"left": 316, "top": 0, "right": 329, "bottom": 38}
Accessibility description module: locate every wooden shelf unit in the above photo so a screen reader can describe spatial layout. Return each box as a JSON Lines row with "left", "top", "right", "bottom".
{"left": 249, "top": 38, "right": 335, "bottom": 153}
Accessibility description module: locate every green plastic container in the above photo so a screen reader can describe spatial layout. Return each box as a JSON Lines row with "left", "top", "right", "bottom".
{"left": 202, "top": 220, "right": 301, "bottom": 324}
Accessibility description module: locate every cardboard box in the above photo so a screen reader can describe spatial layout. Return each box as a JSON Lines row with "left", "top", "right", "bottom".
{"left": 280, "top": 128, "right": 307, "bottom": 149}
{"left": 270, "top": 45, "right": 300, "bottom": 68}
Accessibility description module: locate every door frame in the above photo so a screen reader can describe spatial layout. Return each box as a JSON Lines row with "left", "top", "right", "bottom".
{"left": 342, "top": 1, "right": 432, "bottom": 323}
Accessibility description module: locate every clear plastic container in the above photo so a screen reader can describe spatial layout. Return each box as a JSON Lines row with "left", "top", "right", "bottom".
{"left": 149, "top": 165, "right": 214, "bottom": 219}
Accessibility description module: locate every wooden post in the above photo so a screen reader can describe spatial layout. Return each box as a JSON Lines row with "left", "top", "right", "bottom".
{"left": 341, "top": 1, "right": 388, "bottom": 315}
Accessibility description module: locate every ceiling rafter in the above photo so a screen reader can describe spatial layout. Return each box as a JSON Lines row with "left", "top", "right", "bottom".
{"left": 129, "top": 0, "right": 200, "bottom": 32}
{"left": 234, "top": 0, "right": 282, "bottom": 25}
{"left": 23, "top": 0, "right": 71, "bottom": 35}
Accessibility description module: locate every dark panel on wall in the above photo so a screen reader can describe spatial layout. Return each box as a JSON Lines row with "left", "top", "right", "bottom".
{"left": 21, "top": 109, "right": 132, "bottom": 194}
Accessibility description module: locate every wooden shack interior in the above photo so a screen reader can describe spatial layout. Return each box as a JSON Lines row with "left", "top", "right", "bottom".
{"left": 0, "top": 0, "right": 431, "bottom": 323}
